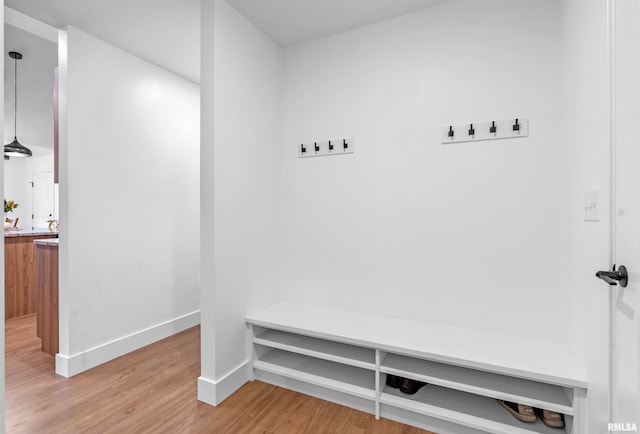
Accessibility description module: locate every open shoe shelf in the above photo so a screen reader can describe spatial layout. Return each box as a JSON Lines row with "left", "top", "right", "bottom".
{"left": 381, "top": 353, "right": 573, "bottom": 415}
{"left": 254, "top": 348, "right": 376, "bottom": 400}
{"left": 254, "top": 328, "right": 376, "bottom": 370}
{"left": 248, "top": 302, "right": 587, "bottom": 434}
{"left": 381, "top": 385, "right": 573, "bottom": 434}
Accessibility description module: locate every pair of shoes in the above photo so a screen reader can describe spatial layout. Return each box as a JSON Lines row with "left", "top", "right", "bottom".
{"left": 497, "top": 400, "right": 565, "bottom": 428}
{"left": 385, "top": 374, "right": 427, "bottom": 395}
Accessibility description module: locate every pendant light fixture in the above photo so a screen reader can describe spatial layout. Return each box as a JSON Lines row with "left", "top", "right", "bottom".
{"left": 4, "top": 51, "right": 32, "bottom": 158}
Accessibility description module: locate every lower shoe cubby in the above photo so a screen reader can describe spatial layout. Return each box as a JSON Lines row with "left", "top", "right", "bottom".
{"left": 379, "top": 352, "right": 575, "bottom": 433}
{"left": 380, "top": 382, "right": 573, "bottom": 434}
{"left": 379, "top": 404, "right": 491, "bottom": 434}
{"left": 255, "top": 369, "right": 377, "bottom": 415}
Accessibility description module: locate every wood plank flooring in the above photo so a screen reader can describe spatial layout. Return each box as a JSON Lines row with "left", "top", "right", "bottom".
{"left": 6, "top": 314, "right": 432, "bottom": 433}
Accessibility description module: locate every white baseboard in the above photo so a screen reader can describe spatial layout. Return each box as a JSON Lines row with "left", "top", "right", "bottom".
{"left": 55, "top": 310, "right": 200, "bottom": 377}
{"left": 198, "top": 360, "right": 251, "bottom": 406}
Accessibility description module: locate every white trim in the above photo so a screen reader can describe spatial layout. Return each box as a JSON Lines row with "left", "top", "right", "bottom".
{"left": 55, "top": 310, "right": 200, "bottom": 377}
{"left": 4, "top": 7, "right": 58, "bottom": 43}
{"left": 606, "top": 0, "right": 616, "bottom": 423}
{"left": 197, "top": 361, "right": 251, "bottom": 406}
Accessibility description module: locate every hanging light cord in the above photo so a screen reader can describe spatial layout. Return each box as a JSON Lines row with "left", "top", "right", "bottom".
{"left": 13, "top": 54, "right": 17, "bottom": 139}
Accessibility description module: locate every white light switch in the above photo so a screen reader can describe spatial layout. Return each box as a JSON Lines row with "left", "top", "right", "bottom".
{"left": 583, "top": 188, "right": 599, "bottom": 222}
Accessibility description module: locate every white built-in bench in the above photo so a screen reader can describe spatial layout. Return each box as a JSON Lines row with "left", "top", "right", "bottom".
{"left": 246, "top": 302, "right": 587, "bottom": 434}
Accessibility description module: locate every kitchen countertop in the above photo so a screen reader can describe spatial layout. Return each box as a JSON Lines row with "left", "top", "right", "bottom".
{"left": 4, "top": 228, "right": 59, "bottom": 238}
{"left": 34, "top": 238, "right": 59, "bottom": 247}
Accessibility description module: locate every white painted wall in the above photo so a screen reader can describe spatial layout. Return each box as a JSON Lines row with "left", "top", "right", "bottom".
{"left": 280, "top": 0, "right": 571, "bottom": 344}
{"left": 199, "top": 0, "right": 283, "bottom": 405}
{"left": 4, "top": 23, "right": 57, "bottom": 152}
{"left": 24, "top": 153, "right": 55, "bottom": 227}
{"left": 57, "top": 26, "right": 200, "bottom": 376}
{"left": 4, "top": 151, "right": 54, "bottom": 228}
{"left": 3, "top": 156, "right": 25, "bottom": 223}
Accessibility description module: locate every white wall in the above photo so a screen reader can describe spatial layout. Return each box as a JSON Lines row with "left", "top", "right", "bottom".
{"left": 3, "top": 23, "right": 57, "bottom": 151}
{"left": 280, "top": 0, "right": 571, "bottom": 344}
{"left": 199, "top": 0, "right": 283, "bottom": 405}
{"left": 4, "top": 152, "right": 55, "bottom": 228}
{"left": 24, "top": 153, "right": 55, "bottom": 227}
{"left": 3, "top": 156, "right": 25, "bottom": 223}
{"left": 57, "top": 26, "right": 200, "bottom": 376}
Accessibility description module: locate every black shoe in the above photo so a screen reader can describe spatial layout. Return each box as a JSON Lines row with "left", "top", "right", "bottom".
{"left": 385, "top": 374, "right": 402, "bottom": 388}
{"left": 399, "top": 378, "right": 427, "bottom": 394}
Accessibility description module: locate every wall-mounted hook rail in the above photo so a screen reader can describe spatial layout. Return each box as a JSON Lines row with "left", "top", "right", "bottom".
{"left": 298, "top": 138, "right": 355, "bottom": 158}
{"left": 442, "top": 117, "right": 529, "bottom": 145}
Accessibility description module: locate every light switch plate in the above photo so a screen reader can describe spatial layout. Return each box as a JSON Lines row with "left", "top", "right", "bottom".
{"left": 584, "top": 188, "right": 599, "bottom": 222}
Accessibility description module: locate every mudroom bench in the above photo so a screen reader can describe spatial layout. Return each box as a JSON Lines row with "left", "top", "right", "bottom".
{"left": 246, "top": 302, "right": 587, "bottom": 434}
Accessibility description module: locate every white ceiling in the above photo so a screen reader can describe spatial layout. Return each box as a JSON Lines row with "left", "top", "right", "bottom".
{"left": 4, "top": 0, "right": 455, "bottom": 87}
{"left": 5, "top": 0, "right": 201, "bottom": 84}
{"left": 227, "top": 0, "right": 451, "bottom": 48}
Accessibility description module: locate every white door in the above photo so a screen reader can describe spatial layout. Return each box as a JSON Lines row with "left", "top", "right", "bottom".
{"left": 609, "top": 0, "right": 640, "bottom": 426}
{"left": 32, "top": 171, "right": 54, "bottom": 228}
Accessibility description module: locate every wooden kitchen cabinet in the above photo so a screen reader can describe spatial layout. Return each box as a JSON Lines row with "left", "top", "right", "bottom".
{"left": 35, "top": 240, "right": 58, "bottom": 355}
{"left": 5, "top": 233, "right": 58, "bottom": 320}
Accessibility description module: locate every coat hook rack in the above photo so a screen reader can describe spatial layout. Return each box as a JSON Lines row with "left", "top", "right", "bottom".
{"left": 442, "top": 117, "right": 529, "bottom": 145}
{"left": 298, "top": 138, "right": 354, "bottom": 158}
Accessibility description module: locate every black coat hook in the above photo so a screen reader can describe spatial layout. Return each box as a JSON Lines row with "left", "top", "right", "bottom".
{"left": 314, "top": 142, "right": 319, "bottom": 152}
{"left": 448, "top": 126, "right": 454, "bottom": 138}
{"left": 343, "top": 139, "right": 348, "bottom": 149}
{"left": 513, "top": 118, "right": 520, "bottom": 131}
{"left": 490, "top": 121, "right": 497, "bottom": 133}
{"left": 301, "top": 143, "right": 306, "bottom": 153}
{"left": 328, "top": 140, "right": 333, "bottom": 151}
{"left": 468, "top": 123, "right": 475, "bottom": 136}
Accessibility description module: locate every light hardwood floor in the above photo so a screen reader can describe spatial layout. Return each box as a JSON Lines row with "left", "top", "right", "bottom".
{"left": 6, "top": 314, "right": 432, "bottom": 433}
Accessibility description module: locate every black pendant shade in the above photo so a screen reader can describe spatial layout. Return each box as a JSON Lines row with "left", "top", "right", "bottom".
{"left": 5, "top": 51, "right": 31, "bottom": 158}
{"left": 5, "top": 137, "right": 31, "bottom": 157}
